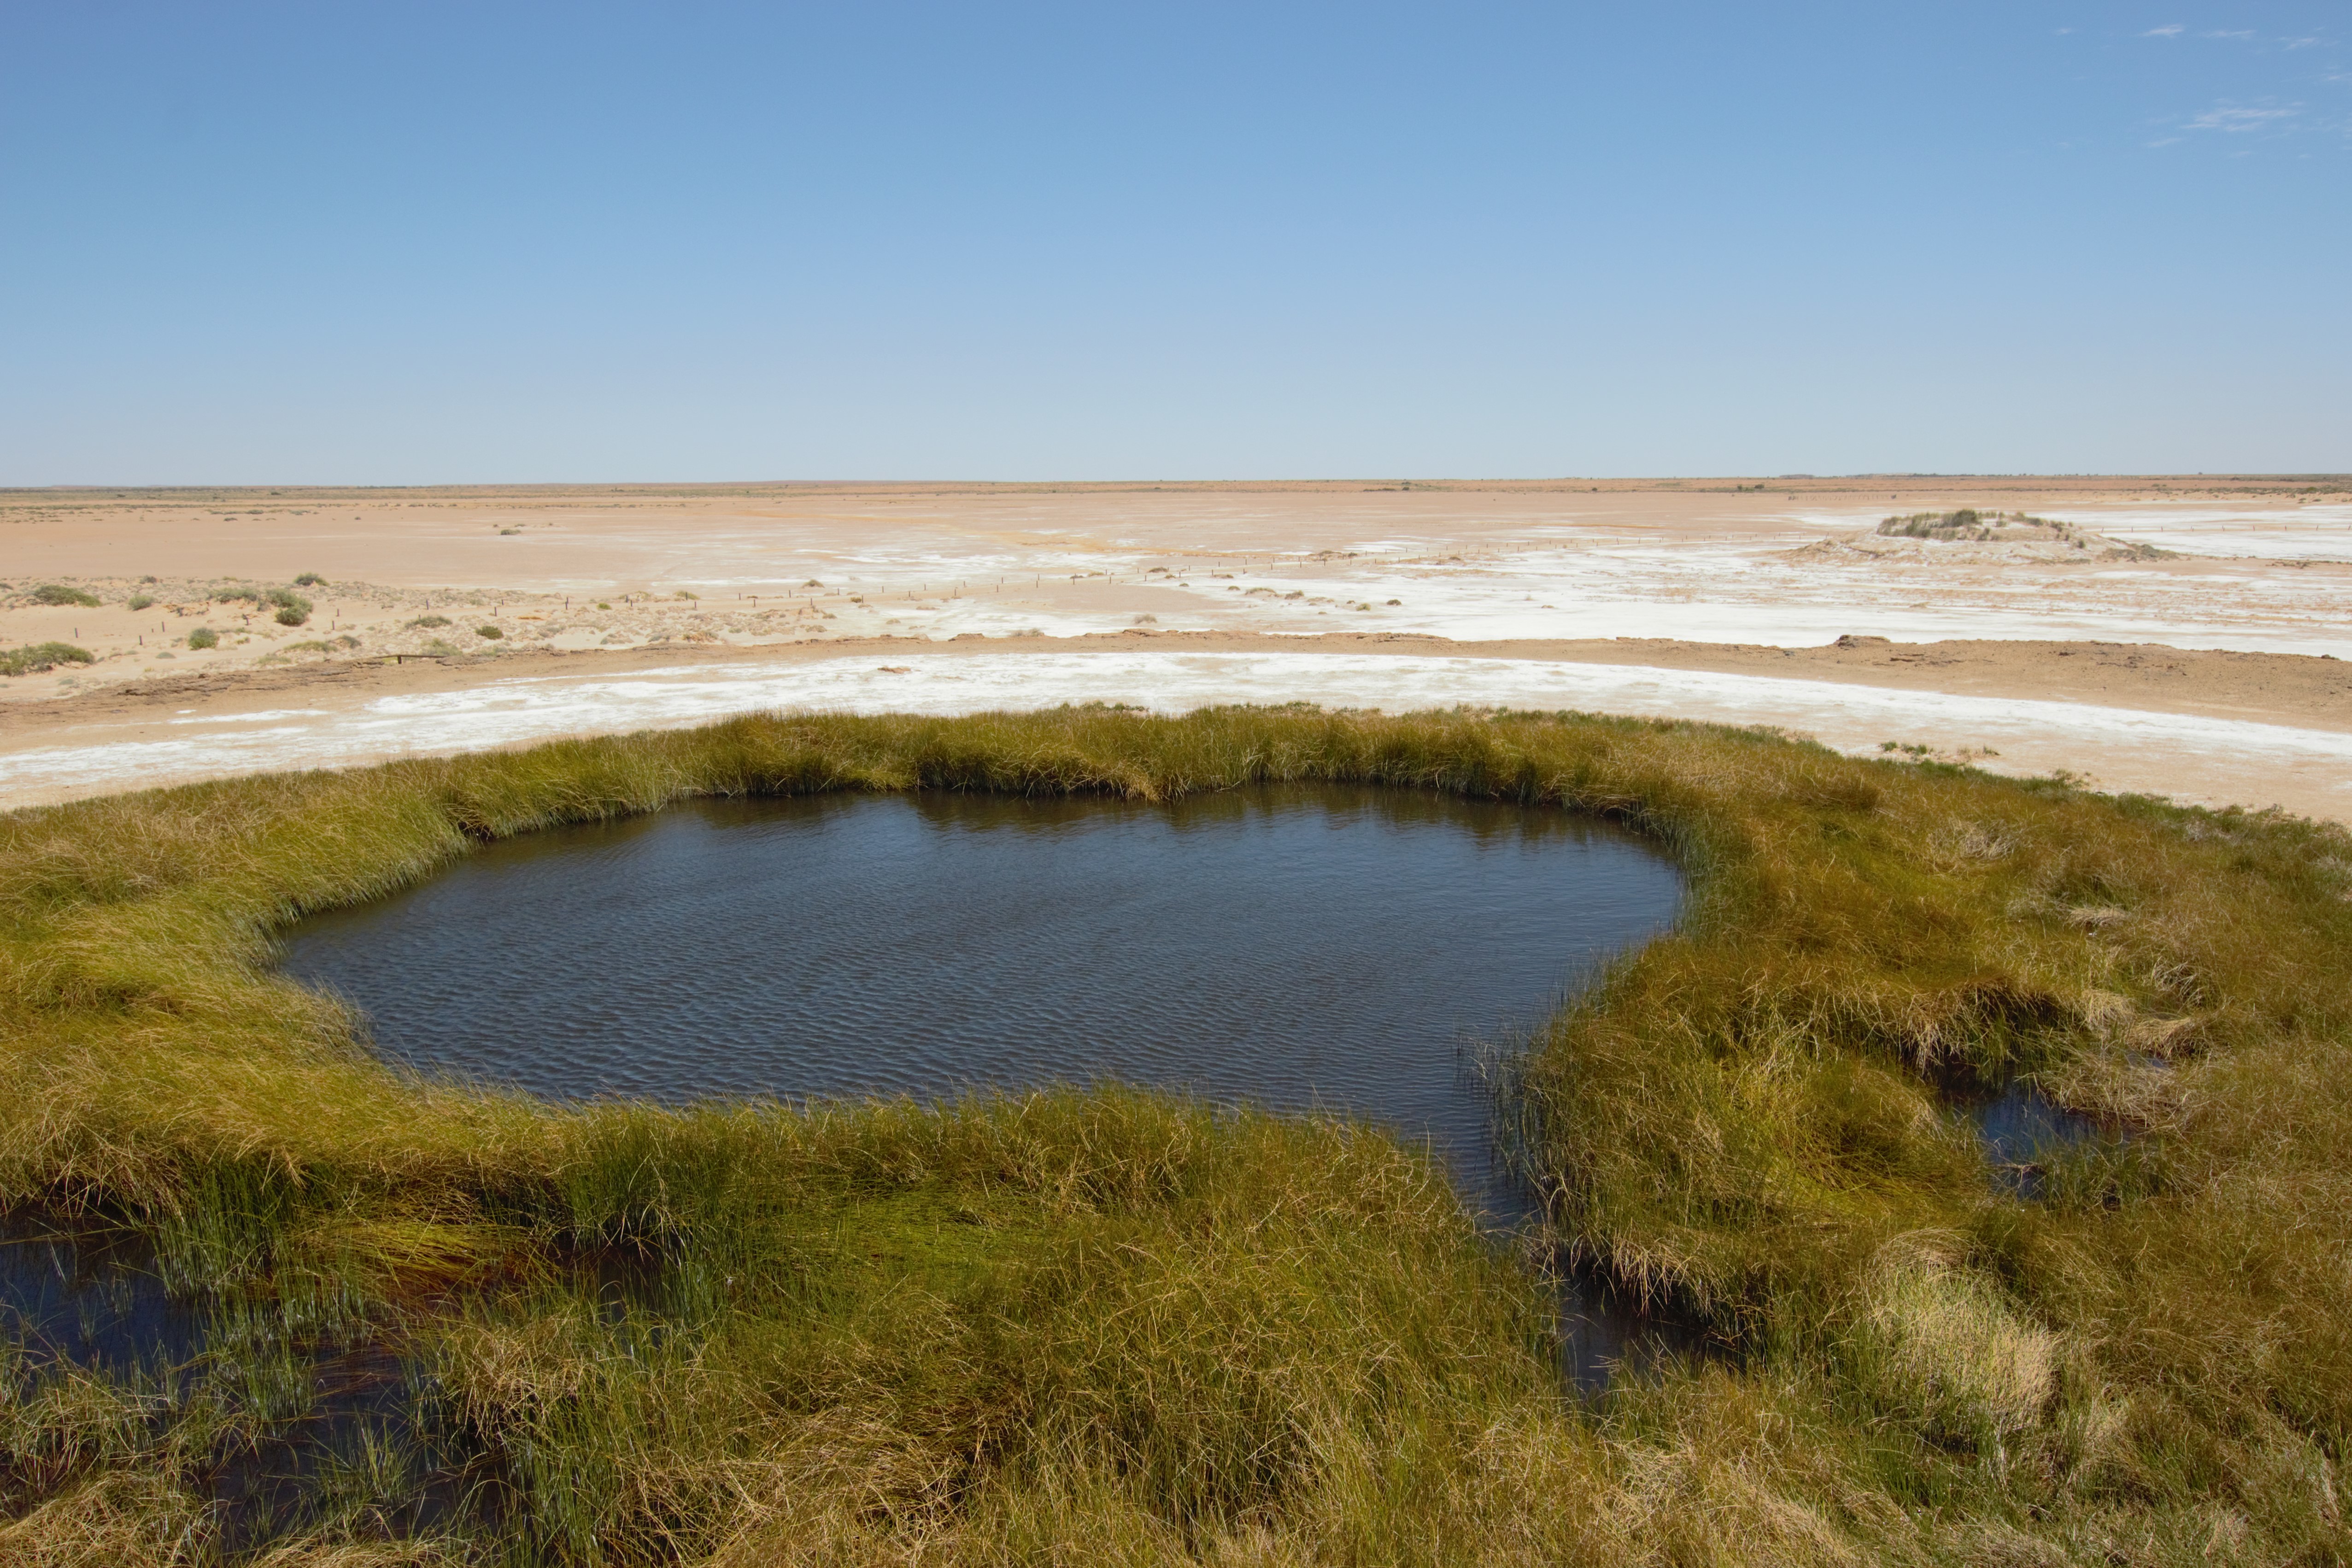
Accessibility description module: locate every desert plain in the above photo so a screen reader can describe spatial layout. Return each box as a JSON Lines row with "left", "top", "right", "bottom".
{"left": 4, "top": 473, "right": 2349, "bottom": 818}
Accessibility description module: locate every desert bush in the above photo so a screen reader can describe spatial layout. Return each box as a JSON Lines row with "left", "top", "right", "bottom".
{"left": 185, "top": 627, "right": 218, "bottom": 650}
{"left": 0, "top": 642, "right": 94, "bottom": 676}
{"left": 27, "top": 584, "right": 100, "bottom": 607}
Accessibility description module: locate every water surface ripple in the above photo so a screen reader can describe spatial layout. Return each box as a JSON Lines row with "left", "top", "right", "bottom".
{"left": 282, "top": 787, "right": 1683, "bottom": 1228}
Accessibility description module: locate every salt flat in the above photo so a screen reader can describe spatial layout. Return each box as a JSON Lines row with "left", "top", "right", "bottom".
{"left": 3, "top": 476, "right": 2346, "bottom": 815}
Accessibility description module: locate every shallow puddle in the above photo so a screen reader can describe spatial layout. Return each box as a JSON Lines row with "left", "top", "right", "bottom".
{"left": 0, "top": 1219, "right": 482, "bottom": 1549}
{"left": 1972, "top": 1080, "right": 2126, "bottom": 1200}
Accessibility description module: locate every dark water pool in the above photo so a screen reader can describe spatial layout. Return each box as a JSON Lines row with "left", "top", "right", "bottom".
{"left": 0, "top": 1219, "right": 480, "bottom": 1547}
{"left": 282, "top": 786, "right": 1686, "bottom": 1229}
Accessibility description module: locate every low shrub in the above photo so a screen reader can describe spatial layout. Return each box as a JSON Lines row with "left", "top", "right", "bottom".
{"left": 475, "top": 624, "right": 503, "bottom": 639}
{"left": 185, "top": 627, "right": 218, "bottom": 650}
{"left": 0, "top": 641, "right": 94, "bottom": 675}
{"left": 27, "top": 584, "right": 100, "bottom": 607}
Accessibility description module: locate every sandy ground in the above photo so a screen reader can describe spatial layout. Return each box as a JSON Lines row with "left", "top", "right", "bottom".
{"left": 4, "top": 476, "right": 2348, "bottom": 817}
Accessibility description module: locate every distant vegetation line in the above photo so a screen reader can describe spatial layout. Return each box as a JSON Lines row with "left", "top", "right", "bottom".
{"left": 0, "top": 706, "right": 2345, "bottom": 1562}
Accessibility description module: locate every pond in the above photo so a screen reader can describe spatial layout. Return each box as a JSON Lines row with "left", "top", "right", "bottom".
{"left": 282, "top": 786, "right": 1687, "bottom": 1233}
{"left": 2, "top": 781, "right": 1690, "bottom": 1524}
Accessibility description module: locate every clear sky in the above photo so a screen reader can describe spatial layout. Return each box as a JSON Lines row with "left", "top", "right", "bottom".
{"left": 3, "top": 3, "right": 2346, "bottom": 483}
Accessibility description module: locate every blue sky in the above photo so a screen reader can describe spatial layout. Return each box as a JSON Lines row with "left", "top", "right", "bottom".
{"left": 3, "top": 3, "right": 2346, "bottom": 482}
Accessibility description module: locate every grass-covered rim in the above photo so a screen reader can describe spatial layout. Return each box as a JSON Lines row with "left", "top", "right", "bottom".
{"left": 1, "top": 705, "right": 2346, "bottom": 1564}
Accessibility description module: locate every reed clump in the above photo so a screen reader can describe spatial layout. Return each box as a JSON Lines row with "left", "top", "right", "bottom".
{"left": 0, "top": 705, "right": 2346, "bottom": 1563}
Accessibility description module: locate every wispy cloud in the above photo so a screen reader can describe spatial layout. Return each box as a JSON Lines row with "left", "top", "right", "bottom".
{"left": 2202, "top": 29, "right": 2255, "bottom": 40}
{"left": 2185, "top": 102, "right": 2300, "bottom": 132}
{"left": 2143, "top": 23, "right": 2185, "bottom": 37}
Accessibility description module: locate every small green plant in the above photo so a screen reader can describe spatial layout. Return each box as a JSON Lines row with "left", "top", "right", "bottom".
{"left": 292, "top": 572, "right": 327, "bottom": 587}
{"left": 186, "top": 627, "right": 219, "bottom": 650}
{"left": 475, "top": 624, "right": 502, "bottom": 639}
{"left": 126, "top": 594, "right": 156, "bottom": 611}
{"left": 597, "top": 601, "right": 612, "bottom": 610}
{"left": 28, "top": 584, "right": 100, "bottom": 607}
{"left": 675, "top": 590, "right": 698, "bottom": 600}
{"left": 263, "top": 588, "right": 311, "bottom": 626}
{"left": 0, "top": 641, "right": 94, "bottom": 676}
{"left": 405, "top": 614, "right": 451, "bottom": 629}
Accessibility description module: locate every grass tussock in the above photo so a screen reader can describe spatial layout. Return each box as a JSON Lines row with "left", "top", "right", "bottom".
{"left": 0, "top": 705, "right": 2347, "bottom": 1562}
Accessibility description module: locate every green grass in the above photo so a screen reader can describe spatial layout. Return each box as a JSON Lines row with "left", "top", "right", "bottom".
{"left": 0, "top": 705, "right": 2346, "bottom": 1564}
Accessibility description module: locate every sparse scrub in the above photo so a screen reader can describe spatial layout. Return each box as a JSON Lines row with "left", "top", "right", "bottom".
{"left": 1877, "top": 507, "right": 2044, "bottom": 540}
{"left": 0, "top": 642, "right": 94, "bottom": 676}
{"left": 26, "top": 584, "right": 100, "bottom": 607}
{"left": 185, "top": 627, "right": 218, "bottom": 650}
{"left": 293, "top": 572, "right": 328, "bottom": 587}
{"left": 125, "top": 594, "right": 154, "bottom": 611}
{"left": 0, "top": 706, "right": 2346, "bottom": 1561}
{"left": 474, "top": 624, "right": 502, "bottom": 639}
{"left": 265, "top": 588, "right": 311, "bottom": 626}
{"left": 405, "top": 615, "right": 452, "bottom": 629}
